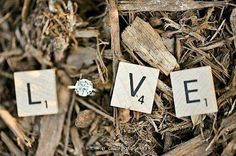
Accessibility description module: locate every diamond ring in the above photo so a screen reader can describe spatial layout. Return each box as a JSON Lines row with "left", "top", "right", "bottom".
{"left": 68, "top": 79, "right": 96, "bottom": 97}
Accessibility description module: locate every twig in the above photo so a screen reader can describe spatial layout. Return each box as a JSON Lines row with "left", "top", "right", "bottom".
{"left": 21, "top": 0, "right": 30, "bottom": 21}
{"left": 108, "top": 0, "right": 122, "bottom": 134}
{"left": 0, "top": 12, "right": 11, "bottom": 25}
{"left": 108, "top": 0, "right": 122, "bottom": 59}
{"left": 63, "top": 93, "right": 75, "bottom": 156}
{"left": 70, "top": 127, "right": 84, "bottom": 156}
{"left": 209, "top": 19, "right": 225, "bottom": 41}
{"left": 88, "top": 99, "right": 109, "bottom": 114}
{"left": 199, "top": 37, "right": 234, "bottom": 51}
{"left": 76, "top": 98, "right": 114, "bottom": 122}
{"left": 0, "top": 71, "right": 13, "bottom": 79}
{"left": 0, "top": 107, "right": 32, "bottom": 148}
{"left": 1, "top": 132, "right": 25, "bottom": 156}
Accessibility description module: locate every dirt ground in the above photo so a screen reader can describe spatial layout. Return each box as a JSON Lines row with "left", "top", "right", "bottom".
{"left": 0, "top": 0, "right": 236, "bottom": 156}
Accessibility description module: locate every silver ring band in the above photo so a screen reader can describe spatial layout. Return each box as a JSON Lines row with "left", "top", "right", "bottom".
{"left": 68, "top": 85, "right": 76, "bottom": 89}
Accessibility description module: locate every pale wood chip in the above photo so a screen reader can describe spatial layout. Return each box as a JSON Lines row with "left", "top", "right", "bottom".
{"left": 0, "top": 108, "right": 33, "bottom": 148}
{"left": 122, "top": 17, "right": 179, "bottom": 75}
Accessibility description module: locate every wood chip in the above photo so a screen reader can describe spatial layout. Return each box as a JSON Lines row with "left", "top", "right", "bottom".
{"left": 118, "top": 0, "right": 227, "bottom": 12}
{"left": 122, "top": 17, "right": 179, "bottom": 75}
{"left": 35, "top": 83, "right": 71, "bottom": 156}
{"left": 163, "top": 132, "right": 213, "bottom": 156}
{"left": 75, "top": 30, "right": 99, "bottom": 38}
{"left": 207, "top": 112, "right": 236, "bottom": 151}
{"left": 25, "top": 44, "right": 53, "bottom": 66}
{"left": 221, "top": 138, "right": 236, "bottom": 156}
{"left": 70, "top": 127, "right": 84, "bottom": 156}
{"left": 108, "top": 0, "right": 122, "bottom": 81}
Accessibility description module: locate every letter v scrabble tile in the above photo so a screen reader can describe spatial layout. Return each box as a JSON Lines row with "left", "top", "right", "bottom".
{"left": 14, "top": 69, "right": 58, "bottom": 117}
{"left": 170, "top": 66, "right": 218, "bottom": 117}
{"left": 111, "top": 62, "right": 160, "bottom": 114}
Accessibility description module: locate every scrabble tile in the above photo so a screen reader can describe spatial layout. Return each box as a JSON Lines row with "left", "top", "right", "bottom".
{"left": 170, "top": 66, "right": 218, "bottom": 117}
{"left": 14, "top": 69, "right": 58, "bottom": 117}
{"left": 111, "top": 62, "right": 160, "bottom": 114}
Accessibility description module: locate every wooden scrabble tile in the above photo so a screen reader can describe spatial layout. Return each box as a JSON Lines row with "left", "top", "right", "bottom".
{"left": 111, "top": 62, "right": 160, "bottom": 114}
{"left": 170, "top": 66, "right": 218, "bottom": 117}
{"left": 14, "top": 69, "right": 58, "bottom": 117}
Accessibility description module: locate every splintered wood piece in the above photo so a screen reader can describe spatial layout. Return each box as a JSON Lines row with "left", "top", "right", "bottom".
{"left": 36, "top": 85, "right": 71, "bottom": 156}
{"left": 163, "top": 132, "right": 213, "bottom": 156}
{"left": 121, "top": 17, "right": 179, "bottom": 75}
{"left": 111, "top": 62, "right": 160, "bottom": 114}
{"left": 14, "top": 69, "right": 58, "bottom": 117}
{"left": 108, "top": 0, "right": 122, "bottom": 81}
{"left": 221, "top": 139, "right": 236, "bottom": 156}
{"left": 118, "top": 0, "right": 227, "bottom": 12}
{"left": 206, "top": 112, "right": 236, "bottom": 151}
{"left": 0, "top": 107, "right": 32, "bottom": 147}
{"left": 70, "top": 127, "right": 84, "bottom": 156}
{"left": 170, "top": 66, "right": 218, "bottom": 117}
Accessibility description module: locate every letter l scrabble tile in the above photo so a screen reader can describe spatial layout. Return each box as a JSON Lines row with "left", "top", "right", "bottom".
{"left": 14, "top": 69, "right": 58, "bottom": 117}
{"left": 170, "top": 66, "right": 218, "bottom": 117}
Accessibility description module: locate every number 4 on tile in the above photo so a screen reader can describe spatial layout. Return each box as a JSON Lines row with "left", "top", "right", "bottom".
{"left": 138, "top": 96, "right": 145, "bottom": 104}
{"left": 111, "top": 62, "right": 160, "bottom": 114}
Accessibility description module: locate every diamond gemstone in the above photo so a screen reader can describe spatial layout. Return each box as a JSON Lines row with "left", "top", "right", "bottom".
{"left": 74, "top": 79, "right": 93, "bottom": 97}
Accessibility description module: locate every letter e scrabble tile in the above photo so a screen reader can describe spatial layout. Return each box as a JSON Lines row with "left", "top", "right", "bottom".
{"left": 111, "top": 62, "right": 160, "bottom": 114}
{"left": 14, "top": 69, "right": 58, "bottom": 117}
{"left": 170, "top": 66, "right": 218, "bottom": 117}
